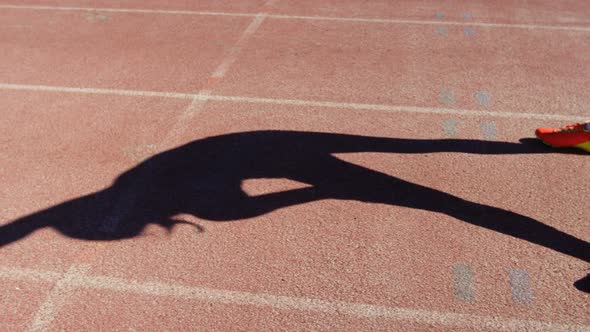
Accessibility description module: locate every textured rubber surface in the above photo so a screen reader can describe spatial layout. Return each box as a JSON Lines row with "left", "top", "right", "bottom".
{"left": 0, "top": 1, "right": 588, "bottom": 331}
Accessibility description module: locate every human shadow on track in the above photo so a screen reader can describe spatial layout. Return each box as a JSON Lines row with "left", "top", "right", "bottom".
{"left": 1, "top": 131, "right": 588, "bottom": 267}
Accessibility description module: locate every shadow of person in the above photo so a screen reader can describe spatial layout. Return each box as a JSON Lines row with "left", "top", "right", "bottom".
{"left": 1, "top": 130, "right": 588, "bottom": 267}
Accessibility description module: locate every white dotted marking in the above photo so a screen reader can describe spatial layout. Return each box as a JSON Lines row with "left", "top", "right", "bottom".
{"left": 443, "top": 119, "right": 458, "bottom": 137}
{"left": 436, "top": 26, "right": 449, "bottom": 36}
{"left": 453, "top": 264, "right": 475, "bottom": 302}
{"left": 475, "top": 91, "right": 492, "bottom": 107}
{"left": 480, "top": 121, "right": 498, "bottom": 140}
{"left": 440, "top": 88, "right": 455, "bottom": 105}
{"left": 464, "top": 27, "right": 476, "bottom": 37}
{"left": 509, "top": 269, "right": 534, "bottom": 305}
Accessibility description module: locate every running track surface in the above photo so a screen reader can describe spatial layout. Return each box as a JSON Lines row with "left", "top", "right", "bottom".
{"left": 0, "top": 1, "right": 589, "bottom": 331}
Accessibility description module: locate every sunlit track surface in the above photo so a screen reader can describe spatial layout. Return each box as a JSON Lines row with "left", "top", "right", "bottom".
{"left": 0, "top": 0, "right": 588, "bottom": 330}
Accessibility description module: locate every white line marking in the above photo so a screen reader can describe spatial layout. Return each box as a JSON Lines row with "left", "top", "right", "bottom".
{"left": 169, "top": 11, "right": 266, "bottom": 138}
{"left": 211, "top": 47, "right": 241, "bottom": 78}
{"left": 0, "top": 266, "right": 587, "bottom": 331}
{"left": 1, "top": 4, "right": 589, "bottom": 32}
{"left": 163, "top": 93, "right": 212, "bottom": 143}
{"left": 0, "top": 83, "right": 586, "bottom": 121}
{"left": 206, "top": 94, "right": 589, "bottom": 121}
{"left": 98, "top": 10, "right": 266, "bottom": 232}
{"left": 212, "top": 13, "right": 267, "bottom": 78}
{"left": 0, "top": 4, "right": 255, "bottom": 18}
{"left": 243, "top": 13, "right": 267, "bottom": 36}
{"left": 0, "top": 83, "right": 194, "bottom": 99}
{"left": 26, "top": 265, "right": 90, "bottom": 332}
{"left": 270, "top": 14, "right": 590, "bottom": 32}
{"left": 0, "top": 266, "right": 61, "bottom": 282}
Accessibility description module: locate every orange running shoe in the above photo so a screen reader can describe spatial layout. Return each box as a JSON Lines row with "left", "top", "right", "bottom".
{"left": 535, "top": 121, "right": 590, "bottom": 152}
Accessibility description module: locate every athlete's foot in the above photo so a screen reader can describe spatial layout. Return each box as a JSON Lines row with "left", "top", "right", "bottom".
{"left": 535, "top": 121, "right": 590, "bottom": 152}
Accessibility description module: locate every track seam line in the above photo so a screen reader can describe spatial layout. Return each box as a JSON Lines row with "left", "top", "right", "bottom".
{"left": 1, "top": 266, "right": 587, "bottom": 332}
{"left": 0, "top": 83, "right": 586, "bottom": 121}
{"left": 1, "top": 4, "right": 589, "bottom": 32}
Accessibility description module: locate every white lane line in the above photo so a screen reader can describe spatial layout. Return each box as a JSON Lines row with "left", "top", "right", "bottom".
{"left": 0, "top": 266, "right": 61, "bottom": 282}
{"left": 0, "top": 83, "right": 194, "bottom": 99}
{"left": 26, "top": 265, "right": 91, "bottom": 332}
{"left": 0, "top": 4, "right": 255, "bottom": 17}
{"left": 167, "top": 11, "right": 266, "bottom": 139}
{"left": 1, "top": 4, "right": 589, "bottom": 32}
{"left": 211, "top": 13, "right": 267, "bottom": 78}
{"left": 206, "top": 94, "right": 589, "bottom": 121}
{"left": 243, "top": 13, "right": 268, "bottom": 36}
{"left": 211, "top": 46, "right": 243, "bottom": 78}
{"left": 271, "top": 14, "right": 590, "bottom": 32}
{"left": 163, "top": 92, "right": 212, "bottom": 144}
{"left": 98, "top": 10, "right": 267, "bottom": 233}
{"left": 1, "top": 83, "right": 586, "bottom": 121}
{"left": 1, "top": 266, "right": 587, "bottom": 332}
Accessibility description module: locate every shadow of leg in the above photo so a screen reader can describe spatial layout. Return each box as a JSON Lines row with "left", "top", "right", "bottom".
{"left": 307, "top": 157, "right": 590, "bottom": 263}
{"left": 0, "top": 213, "right": 49, "bottom": 247}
